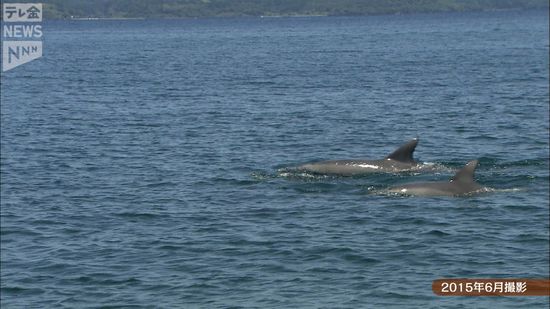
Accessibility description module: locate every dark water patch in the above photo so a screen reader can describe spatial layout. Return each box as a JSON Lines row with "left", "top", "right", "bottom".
{"left": 495, "top": 158, "right": 549, "bottom": 168}
{"left": 113, "top": 212, "right": 166, "bottom": 221}
{"left": 143, "top": 181, "right": 178, "bottom": 188}
{"left": 304, "top": 266, "right": 345, "bottom": 274}
{"left": 342, "top": 254, "right": 381, "bottom": 265}
{"left": 244, "top": 207, "right": 280, "bottom": 219}
{"left": 212, "top": 177, "right": 262, "bottom": 186}
{"left": 1, "top": 286, "right": 46, "bottom": 296}
{"left": 29, "top": 218, "right": 69, "bottom": 227}
{"left": 422, "top": 229, "right": 452, "bottom": 237}
{"left": 59, "top": 227, "right": 85, "bottom": 235}
{"left": 502, "top": 204, "right": 546, "bottom": 212}
{"left": 156, "top": 244, "right": 183, "bottom": 251}
{"left": 0, "top": 227, "right": 42, "bottom": 237}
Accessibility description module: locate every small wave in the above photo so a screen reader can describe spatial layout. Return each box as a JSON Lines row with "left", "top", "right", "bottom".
{"left": 1, "top": 228, "right": 42, "bottom": 237}
{"left": 251, "top": 169, "right": 333, "bottom": 182}
{"left": 114, "top": 212, "right": 165, "bottom": 220}
{"left": 342, "top": 254, "right": 381, "bottom": 265}
{"left": 275, "top": 167, "right": 333, "bottom": 180}
{"left": 368, "top": 188, "right": 397, "bottom": 196}
{"left": 495, "top": 158, "right": 549, "bottom": 168}
{"left": 250, "top": 171, "right": 275, "bottom": 180}
{"left": 423, "top": 229, "right": 451, "bottom": 237}
{"left": 2, "top": 286, "right": 45, "bottom": 296}
{"left": 144, "top": 181, "right": 177, "bottom": 188}
{"left": 72, "top": 275, "right": 141, "bottom": 285}
{"left": 413, "top": 162, "right": 455, "bottom": 173}
{"left": 485, "top": 187, "right": 526, "bottom": 193}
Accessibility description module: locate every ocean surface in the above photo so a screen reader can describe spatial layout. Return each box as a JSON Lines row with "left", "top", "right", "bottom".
{"left": 1, "top": 9, "right": 549, "bottom": 308}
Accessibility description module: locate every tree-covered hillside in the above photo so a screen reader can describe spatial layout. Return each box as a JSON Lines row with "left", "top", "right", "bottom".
{"left": 3, "top": 0, "right": 549, "bottom": 19}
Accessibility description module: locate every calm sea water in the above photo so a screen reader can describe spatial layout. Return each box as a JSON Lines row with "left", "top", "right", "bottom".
{"left": 1, "top": 9, "right": 549, "bottom": 308}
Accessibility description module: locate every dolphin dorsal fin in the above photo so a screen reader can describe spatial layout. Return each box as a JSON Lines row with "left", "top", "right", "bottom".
{"left": 386, "top": 138, "right": 418, "bottom": 163}
{"left": 451, "top": 160, "right": 479, "bottom": 183}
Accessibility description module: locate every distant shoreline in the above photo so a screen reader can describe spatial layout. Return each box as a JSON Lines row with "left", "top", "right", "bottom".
{"left": 36, "top": 0, "right": 548, "bottom": 21}
{"left": 68, "top": 17, "right": 145, "bottom": 21}
{"left": 46, "top": 7, "right": 548, "bottom": 21}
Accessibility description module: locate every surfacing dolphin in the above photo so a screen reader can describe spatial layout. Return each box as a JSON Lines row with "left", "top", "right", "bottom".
{"left": 387, "top": 160, "right": 489, "bottom": 197}
{"left": 295, "top": 138, "right": 421, "bottom": 176}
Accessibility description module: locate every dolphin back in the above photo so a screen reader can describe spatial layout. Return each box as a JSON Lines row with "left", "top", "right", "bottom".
{"left": 385, "top": 138, "right": 418, "bottom": 163}
{"left": 387, "top": 159, "right": 485, "bottom": 197}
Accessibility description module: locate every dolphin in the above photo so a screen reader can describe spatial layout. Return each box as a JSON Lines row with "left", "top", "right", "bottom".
{"left": 387, "top": 160, "right": 488, "bottom": 197}
{"left": 295, "top": 138, "right": 421, "bottom": 176}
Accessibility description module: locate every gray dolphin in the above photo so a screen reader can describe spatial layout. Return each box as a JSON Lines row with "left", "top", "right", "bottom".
{"left": 296, "top": 138, "right": 421, "bottom": 176}
{"left": 387, "top": 160, "right": 488, "bottom": 197}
